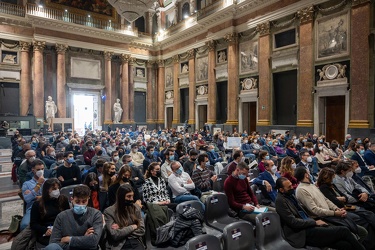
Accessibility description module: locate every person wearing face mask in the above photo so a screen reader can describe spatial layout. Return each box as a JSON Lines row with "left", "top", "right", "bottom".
{"left": 297, "top": 150, "right": 318, "bottom": 179}
{"left": 83, "top": 141, "right": 96, "bottom": 165}
{"left": 349, "top": 160, "right": 375, "bottom": 195}
{"left": 224, "top": 162, "right": 274, "bottom": 224}
{"left": 241, "top": 137, "right": 256, "bottom": 161}
{"left": 56, "top": 151, "right": 81, "bottom": 187}
{"left": 285, "top": 141, "right": 301, "bottom": 164}
{"left": 20, "top": 159, "right": 46, "bottom": 230}
{"left": 183, "top": 150, "right": 198, "bottom": 176}
{"left": 44, "top": 185, "right": 103, "bottom": 250}
{"left": 253, "top": 160, "right": 281, "bottom": 203}
{"left": 65, "top": 139, "right": 81, "bottom": 157}
{"left": 106, "top": 139, "right": 117, "bottom": 156}
{"left": 142, "top": 163, "right": 176, "bottom": 210}
{"left": 91, "top": 145, "right": 111, "bottom": 167}
{"left": 275, "top": 177, "right": 366, "bottom": 250}
{"left": 160, "top": 149, "right": 175, "bottom": 181}
{"left": 43, "top": 147, "right": 57, "bottom": 169}
{"left": 168, "top": 161, "right": 203, "bottom": 207}
{"left": 257, "top": 151, "right": 270, "bottom": 173}
{"left": 333, "top": 161, "right": 375, "bottom": 213}
{"left": 100, "top": 162, "right": 117, "bottom": 192}
{"left": 280, "top": 156, "right": 298, "bottom": 189}
{"left": 104, "top": 184, "right": 145, "bottom": 250}
{"left": 122, "top": 155, "right": 145, "bottom": 189}
{"left": 314, "top": 143, "right": 332, "bottom": 167}
{"left": 129, "top": 144, "right": 145, "bottom": 168}
{"left": 111, "top": 150, "right": 122, "bottom": 171}
{"left": 223, "top": 150, "right": 244, "bottom": 175}
{"left": 143, "top": 146, "right": 159, "bottom": 174}
{"left": 191, "top": 153, "right": 218, "bottom": 193}
{"left": 83, "top": 172, "right": 107, "bottom": 212}
{"left": 30, "top": 178, "right": 70, "bottom": 246}
{"left": 353, "top": 143, "right": 375, "bottom": 177}
{"left": 18, "top": 149, "right": 43, "bottom": 187}
{"left": 206, "top": 144, "right": 224, "bottom": 174}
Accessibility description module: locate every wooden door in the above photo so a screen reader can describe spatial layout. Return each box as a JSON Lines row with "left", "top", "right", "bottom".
{"left": 166, "top": 107, "right": 173, "bottom": 129}
{"left": 198, "top": 105, "right": 207, "bottom": 130}
{"left": 325, "top": 96, "right": 345, "bottom": 144}
{"left": 249, "top": 102, "right": 257, "bottom": 133}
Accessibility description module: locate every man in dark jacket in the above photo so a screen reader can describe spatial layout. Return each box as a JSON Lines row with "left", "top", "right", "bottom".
{"left": 275, "top": 177, "right": 365, "bottom": 249}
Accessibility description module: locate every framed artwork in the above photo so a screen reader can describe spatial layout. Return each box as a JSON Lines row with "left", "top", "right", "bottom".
{"left": 216, "top": 49, "right": 227, "bottom": 64}
{"left": 239, "top": 40, "right": 258, "bottom": 74}
{"left": 1, "top": 51, "right": 17, "bottom": 64}
{"left": 180, "top": 62, "right": 189, "bottom": 73}
{"left": 316, "top": 11, "right": 350, "bottom": 61}
{"left": 165, "top": 66, "right": 173, "bottom": 88}
{"left": 135, "top": 67, "right": 145, "bottom": 78}
{"left": 165, "top": 8, "right": 177, "bottom": 29}
{"left": 46, "top": 0, "right": 116, "bottom": 19}
{"left": 196, "top": 56, "right": 208, "bottom": 82}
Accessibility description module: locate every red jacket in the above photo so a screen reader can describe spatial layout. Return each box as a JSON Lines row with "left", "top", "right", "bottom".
{"left": 224, "top": 174, "right": 258, "bottom": 212}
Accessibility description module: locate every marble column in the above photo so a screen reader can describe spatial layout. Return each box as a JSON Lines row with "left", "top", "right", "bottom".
{"left": 206, "top": 40, "right": 216, "bottom": 124}
{"left": 120, "top": 54, "right": 131, "bottom": 123}
{"left": 156, "top": 60, "right": 165, "bottom": 125}
{"left": 296, "top": 6, "right": 314, "bottom": 127}
{"left": 172, "top": 55, "right": 180, "bottom": 124}
{"left": 19, "top": 41, "right": 31, "bottom": 116}
{"left": 348, "top": 0, "right": 371, "bottom": 129}
{"left": 146, "top": 61, "right": 155, "bottom": 124}
{"left": 129, "top": 58, "right": 135, "bottom": 123}
{"left": 104, "top": 51, "right": 113, "bottom": 124}
{"left": 256, "top": 22, "right": 271, "bottom": 126}
{"left": 32, "top": 41, "right": 46, "bottom": 118}
{"left": 224, "top": 33, "right": 239, "bottom": 126}
{"left": 55, "top": 44, "right": 68, "bottom": 118}
{"left": 187, "top": 49, "right": 196, "bottom": 125}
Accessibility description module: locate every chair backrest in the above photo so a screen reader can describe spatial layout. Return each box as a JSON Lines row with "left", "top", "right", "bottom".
{"left": 75, "top": 155, "right": 84, "bottom": 162}
{"left": 60, "top": 184, "right": 85, "bottom": 202}
{"left": 223, "top": 221, "right": 255, "bottom": 250}
{"left": 78, "top": 165, "right": 90, "bottom": 171}
{"left": 205, "top": 193, "right": 229, "bottom": 224}
{"left": 249, "top": 169, "right": 259, "bottom": 178}
{"left": 176, "top": 200, "right": 204, "bottom": 216}
{"left": 213, "top": 174, "right": 228, "bottom": 192}
{"left": 255, "top": 212, "right": 283, "bottom": 249}
{"left": 250, "top": 184, "right": 263, "bottom": 202}
{"left": 185, "top": 234, "right": 221, "bottom": 250}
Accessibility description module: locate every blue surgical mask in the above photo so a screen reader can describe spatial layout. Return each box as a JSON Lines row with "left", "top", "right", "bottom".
{"left": 169, "top": 155, "right": 175, "bottom": 161}
{"left": 73, "top": 204, "right": 87, "bottom": 215}
{"left": 319, "top": 139, "right": 323, "bottom": 143}
{"left": 348, "top": 138, "right": 352, "bottom": 141}
{"left": 238, "top": 174, "right": 246, "bottom": 180}
{"left": 210, "top": 149, "right": 215, "bottom": 153}
{"left": 128, "top": 161, "right": 133, "bottom": 167}
{"left": 268, "top": 141, "right": 272, "bottom": 146}
{"left": 175, "top": 167, "right": 183, "bottom": 175}
{"left": 360, "top": 149, "right": 365, "bottom": 155}
{"left": 265, "top": 155, "right": 270, "bottom": 160}
{"left": 18, "top": 146, "right": 22, "bottom": 150}
{"left": 357, "top": 140, "right": 362, "bottom": 144}
{"left": 67, "top": 157, "right": 75, "bottom": 164}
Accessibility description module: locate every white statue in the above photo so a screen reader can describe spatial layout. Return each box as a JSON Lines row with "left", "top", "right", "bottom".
{"left": 45, "top": 96, "right": 57, "bottom": 131}
{"left": 182, "top": 64, "right": 189, "bottom": 73}
{"left": 113, "top": 98, "right": 123, "bottom": 123}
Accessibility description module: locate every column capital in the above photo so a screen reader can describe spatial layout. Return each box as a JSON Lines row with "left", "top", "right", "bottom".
{"left": 297, "top": 6, "right": 314, "bottom": 24}
{"left": 129, "top": 57, "right": 137, "bottom": 65}
{"left": 205, "top": 40, "right": 216, "bottom": 51}
{"left": 104, "top": 51, "right": 114, "bottom": 61}
{"left": 172, "top": 55, "right": 180, "bottom": 63}
{"left": 256, "top": 21, "right": 270, "bottom": 36}
{"left": 146, "top": 60, "right": 156, "bottom": 68}
{"left": 223, "top": 32, "right": 238, "bottom": 44}
{"left": 187, "top": 49, "right": 195, "bottom": 59}
{"left": 19, "top": 41, "right": 31, "bottom": 52}
{"left": 55, "top": 44, "right": 68, "bottom": 54}
{"left": 120, "top": 54, "right": 131, "bottom": 63}
{"left": 352, "top": 0, "right": 370, "bottom": 7}
{"left": 33, "top": 41, "right": 46, "bottom": 51}
{"left": 157, "top": 59, "right": 165, "bottom": 67}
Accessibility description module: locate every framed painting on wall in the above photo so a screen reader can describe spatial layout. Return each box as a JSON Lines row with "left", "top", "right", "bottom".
{"left": 196, "top": 56, "right": 208, "bottom": 82}
{"left": 316, "top": 11, "right": 350, "bottom": 61}
{"left": 165, "top": 66, "right": 173, "bottom": 88}
{"left": 239, "top": 40, "right": 258, "bottom": 74}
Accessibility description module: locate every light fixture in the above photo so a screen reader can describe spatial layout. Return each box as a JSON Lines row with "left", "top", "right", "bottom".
{"left": 88, "top": 15, "right": 91, "bottom": 17}
{"left": 38, "top": 4, "right": 43, "bottom": 8}
{"left": 64, "top": 9, "right": 68, "bottom": 12}
{"left": 107, "top": 0, "right": 159, "bottom": 22}
{"left": 184, "top": 14, "right": 189, "bottom": 19}
{"left": 109, "top": 20, "right": 111, "bottom": 23}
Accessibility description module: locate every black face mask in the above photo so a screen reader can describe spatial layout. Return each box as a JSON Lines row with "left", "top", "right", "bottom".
{"left": 89, "top": 184, "right": 99, "bottom": 191}
{"left": 124, "top": 200, "right": 134, "bottom": 206}
{"left": 156, "top": 171, "right": 161, "bottom": 177}
{"left": 109, "top": 172, "right": 116, "bottom": 177}
{"left": 285, "top": 189, "right": 295, "bottom": 196}
{"left": 122, "top": 177, "right": 129, "bottom": 183}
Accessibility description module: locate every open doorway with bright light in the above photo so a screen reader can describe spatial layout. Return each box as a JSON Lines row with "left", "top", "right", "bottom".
{"left": 72, "top": 92, "right": 100, "bottom": 135}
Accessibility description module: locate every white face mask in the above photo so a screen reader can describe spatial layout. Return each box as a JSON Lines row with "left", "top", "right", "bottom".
{"left": 319, "top": 146, "right": 323, "bottom": 151}
{"left": 113, "top": 156, "right": 119, "bottom": 161}
{"left": 271, "top": 165, "right": 277, "bottom": 174}
{"left": 291, "top": 163, "right": 297, "bottom": 169}
{"left": 346, "top": 171, "right": 353, "bottom": 178}
{"left": 254, "top": 140, "right": 258, "bottom": 143}
{"left": 29, "top": 156, "right": 36, "bottom": 162}
{"left": 36, "top": 170, "right": 44, "bottom": 178}
{"left": 307, "top": 156, "right": 313, "bottom": 163}
{"left": 50, "top": 189, "right": 60, "bottom": 199}
{"left": 354, "top": 167, "right": 362, "bottom": 174}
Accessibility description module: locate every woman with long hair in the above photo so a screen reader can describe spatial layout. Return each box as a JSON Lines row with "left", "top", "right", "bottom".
{"left": 279, "top": 156, "right": 298, "bottom": 189}
{"left": 83, "top": 172, "right": 108, "bottom": 211}
{"left": 104, "top": 184, "right": 145, "bottom": 250}
{"left": 101, "top": 162, "right": 117, "bottom": 192}
{"left": 108, "top": 165, "right": 141, "bottom": 207}
{"left": 143, "top": 162, "right": 176, "bottom": 210}
{"left": 29, "top": 178, "right": 70, "bottom": 246}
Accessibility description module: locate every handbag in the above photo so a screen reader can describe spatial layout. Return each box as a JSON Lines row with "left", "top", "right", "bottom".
{"left": 8, "top": 215, "right": 22, "bottom": 234}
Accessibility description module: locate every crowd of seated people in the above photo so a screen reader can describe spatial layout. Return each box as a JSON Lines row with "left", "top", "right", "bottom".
{"left": 8, "top": 127, "right": 375, "bottom": 249}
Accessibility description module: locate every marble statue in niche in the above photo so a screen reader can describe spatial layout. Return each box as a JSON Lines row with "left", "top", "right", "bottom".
{"left": 113, "top": 98, "right": 123, "bottom": 123}
{"left": 45, "top": 96, "right": 57, "bottom": 131}
{"left": 136, "top": 68, "right": 145, "bottom": 77}
{"left": 217, "top": 50, "right": 227, "bottom": 63}
{"left": 2, "top": 54, "right": 16, "bottom": 64}
{"left": 181, "top": 63, "right": 189, "bottom": 73}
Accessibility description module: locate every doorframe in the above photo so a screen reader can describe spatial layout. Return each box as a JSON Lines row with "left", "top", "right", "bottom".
{"left": 165, "top": 104, "right": 173, "bottom": 128}
{"left": 314, "top": 83, "right": 349, "bottom": 136}
{"left": 238, "top": 90, "right": 258, "bottom": 133}
{"left": 69, "top": 89, "right": 102, "bottom": 130}
{"left": 195, "top": 97, "right": 208, "bottom": 129}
